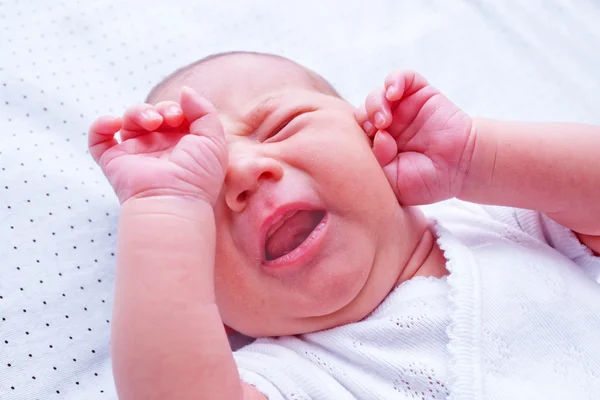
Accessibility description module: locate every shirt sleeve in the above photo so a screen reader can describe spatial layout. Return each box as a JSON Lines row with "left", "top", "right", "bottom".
{"left": 422, "top": 199, "right": 600, "bottom": 282}
{"left": 483, "top": 205, "right": 600, "bottom": 282}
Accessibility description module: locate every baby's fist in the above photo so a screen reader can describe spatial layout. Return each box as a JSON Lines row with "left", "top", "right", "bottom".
{"left": 356, "top": 70, "right": 475, "bottom": 205}
{"left": 89, "top": 88, "right": 228, "bottom": 206}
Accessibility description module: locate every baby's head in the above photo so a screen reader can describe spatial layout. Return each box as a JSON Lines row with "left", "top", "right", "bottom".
{"left": 148, "top": 52, "right": 428, "bottom": 337}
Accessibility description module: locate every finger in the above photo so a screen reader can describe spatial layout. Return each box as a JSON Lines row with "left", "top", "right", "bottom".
{"left": 365, "top": 87, "right": 392, "bottom": 130}
{"left": 120, "top": 104, "right": 164, "bottom": 141}
{"left": 372, "top": 130, "right": 398, "bottom": 166}
{"left": 385, "top": 73, "right": 439, "bottom": 139}
{"left": 155, "top": 101, "right": 185, "bottom": 128}
{"left": 384, "top": 70, "right": 409, "bottom": 101}
{"left": 354, "top": 103, "right": 367, "bottom": 125}
{"left": 88, "top": 115, "right": 122, "bottom": 164}
{"left": 180, "top": 87, "right": 225, "bottom": 142}
{"left": 384, "top": 70, "right": 428, "bottom": 101}
{"left": 355, "top": 104, "right": 376, "bottom": 137}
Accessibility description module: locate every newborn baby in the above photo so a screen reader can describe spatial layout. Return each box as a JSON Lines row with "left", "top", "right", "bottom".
{"left": 89, "top": 52, "right": 600, "bottom": 399}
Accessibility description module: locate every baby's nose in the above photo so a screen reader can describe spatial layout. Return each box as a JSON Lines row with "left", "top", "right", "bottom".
{"left": 224, "top": 143, "right": 284, "bottom": 212}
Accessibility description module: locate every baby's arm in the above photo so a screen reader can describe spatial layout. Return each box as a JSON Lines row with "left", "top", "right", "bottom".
{"left": 357, "top": 70, "right": 600, "bottom": 252}
{"left": 114, "top": 198, "right": 244, "bottom": 399}
{"left": 461, "top": 120, "right": 600, "bottom": 242}
{"left": 89, "top": 90, "right": 265, "bottom": 399}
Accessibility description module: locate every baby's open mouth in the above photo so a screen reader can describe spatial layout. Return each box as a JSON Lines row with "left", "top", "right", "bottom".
{"left": 264, "top": 210, "right": 326, "bottom": 261}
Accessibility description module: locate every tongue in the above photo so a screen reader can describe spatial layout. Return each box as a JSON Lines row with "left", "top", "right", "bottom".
{"left": 265, "top": 210, "right": 324, "bottom": 261}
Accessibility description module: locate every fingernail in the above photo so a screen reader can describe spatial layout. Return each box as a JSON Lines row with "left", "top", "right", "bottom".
{"left": 386, "top": 86, "right": 397, "bottom": 99}
{"left": 143, "top": 109, "right": 161, "bottom": 120}
{"left": 374, "top": 112, "right": 385, "bottom": 128}
{"left": 166, "top": 105, "right": 180, "bottom": 115}
{"left": 363, "top": 120, "right": 374, "bottom": 135}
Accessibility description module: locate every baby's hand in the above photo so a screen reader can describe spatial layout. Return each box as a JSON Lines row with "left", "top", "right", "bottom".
{"left": 89, "top": 88, "right": 227, "bottom": 206}
{"left": 356, "top": 70, "right": 475, "bottom": 205}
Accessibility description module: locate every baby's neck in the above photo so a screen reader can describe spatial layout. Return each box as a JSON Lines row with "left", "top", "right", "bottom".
{"left": 395, "top": 227, "right": 448, "bottom": 286}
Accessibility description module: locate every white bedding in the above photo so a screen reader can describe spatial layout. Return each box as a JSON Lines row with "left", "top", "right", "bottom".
{"left": 1, "top": 1, "right": 599, "bottom": 398}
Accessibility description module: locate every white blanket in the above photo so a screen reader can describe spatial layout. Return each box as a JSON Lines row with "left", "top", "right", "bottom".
{"left": 1, "top": 1, "right": 600, "bottom": 399}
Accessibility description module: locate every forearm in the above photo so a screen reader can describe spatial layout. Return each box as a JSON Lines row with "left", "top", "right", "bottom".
{"left": 460, "top": 118, "right": 600, "bottom": 235}
{"left": 112, "top": 197, "right": 242, "bottom": 400}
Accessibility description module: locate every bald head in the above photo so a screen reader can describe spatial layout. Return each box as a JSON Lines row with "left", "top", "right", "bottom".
{"left": 146, "top": 51, "right": 340, "bottom": 105}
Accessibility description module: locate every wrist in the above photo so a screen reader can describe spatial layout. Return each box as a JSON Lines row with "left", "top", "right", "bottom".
{"left": 118, "top": 195, "right": 217, "bottom": 264}
{"left": 458, "top": 117, "right": 499, "bottom": 202}
{"left": 121, "top": 195, "right": 214, "bottom": 221}
{"left": 117, "top": 195, "right": 218, "bottom": 303}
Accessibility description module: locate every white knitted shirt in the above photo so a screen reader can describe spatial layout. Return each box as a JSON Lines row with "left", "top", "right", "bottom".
{"left": 234, "top": 200, "right": 600, "bottom": 399}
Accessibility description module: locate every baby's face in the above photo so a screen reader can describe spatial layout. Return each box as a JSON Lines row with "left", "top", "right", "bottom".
{"left": 153, "top": 55, "right": 424, "bottom": 337}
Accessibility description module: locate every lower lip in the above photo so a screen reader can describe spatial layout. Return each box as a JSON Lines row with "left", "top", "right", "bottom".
{"left": 262, "top": 212, "right": 329, "bottom": 269}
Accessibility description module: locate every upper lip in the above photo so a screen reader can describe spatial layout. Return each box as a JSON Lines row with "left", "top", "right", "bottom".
{"left": 259, "top": 203, "right": 320, "bottom": 262}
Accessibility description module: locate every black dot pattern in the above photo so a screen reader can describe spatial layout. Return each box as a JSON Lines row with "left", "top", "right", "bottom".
{"left": 0, "top": 0, "right": 373, "bottom": 396}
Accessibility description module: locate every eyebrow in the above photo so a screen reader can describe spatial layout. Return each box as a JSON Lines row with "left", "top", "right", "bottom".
{"left": 242, "top": 94, "right": 287, "bottom": 132}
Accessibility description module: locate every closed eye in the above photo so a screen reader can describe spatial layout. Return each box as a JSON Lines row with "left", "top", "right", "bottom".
{"left": 263, "top": 111, "right": 309, "bottom": 142}
{"left": 266, "top": 113, "right": 302, "bottom": 140}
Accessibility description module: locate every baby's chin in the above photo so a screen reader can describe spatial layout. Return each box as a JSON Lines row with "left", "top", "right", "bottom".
{"left": 239, "top": 274, "right": 379, "bottom": 337}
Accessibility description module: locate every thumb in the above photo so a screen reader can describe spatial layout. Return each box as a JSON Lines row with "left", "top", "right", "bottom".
{"left": 180, "top": 87, "right": 225, "bottom": 144}
{"left": 372, "top": 130, "right": 397, "bottom": 166}
{"left": 382, "top": 158, "right": 401, "bottom": 201}
{"left": 383, "top": 151, "right": 438, "bottom": 206}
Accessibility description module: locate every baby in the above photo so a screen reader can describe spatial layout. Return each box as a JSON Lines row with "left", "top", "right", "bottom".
{"left": 89, "top": 51, "right": 600, "bottom": 399}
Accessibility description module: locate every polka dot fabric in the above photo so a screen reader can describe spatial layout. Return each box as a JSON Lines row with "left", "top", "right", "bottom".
{"left": 1, "top": 0, "right": 599, "bottom": 398}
